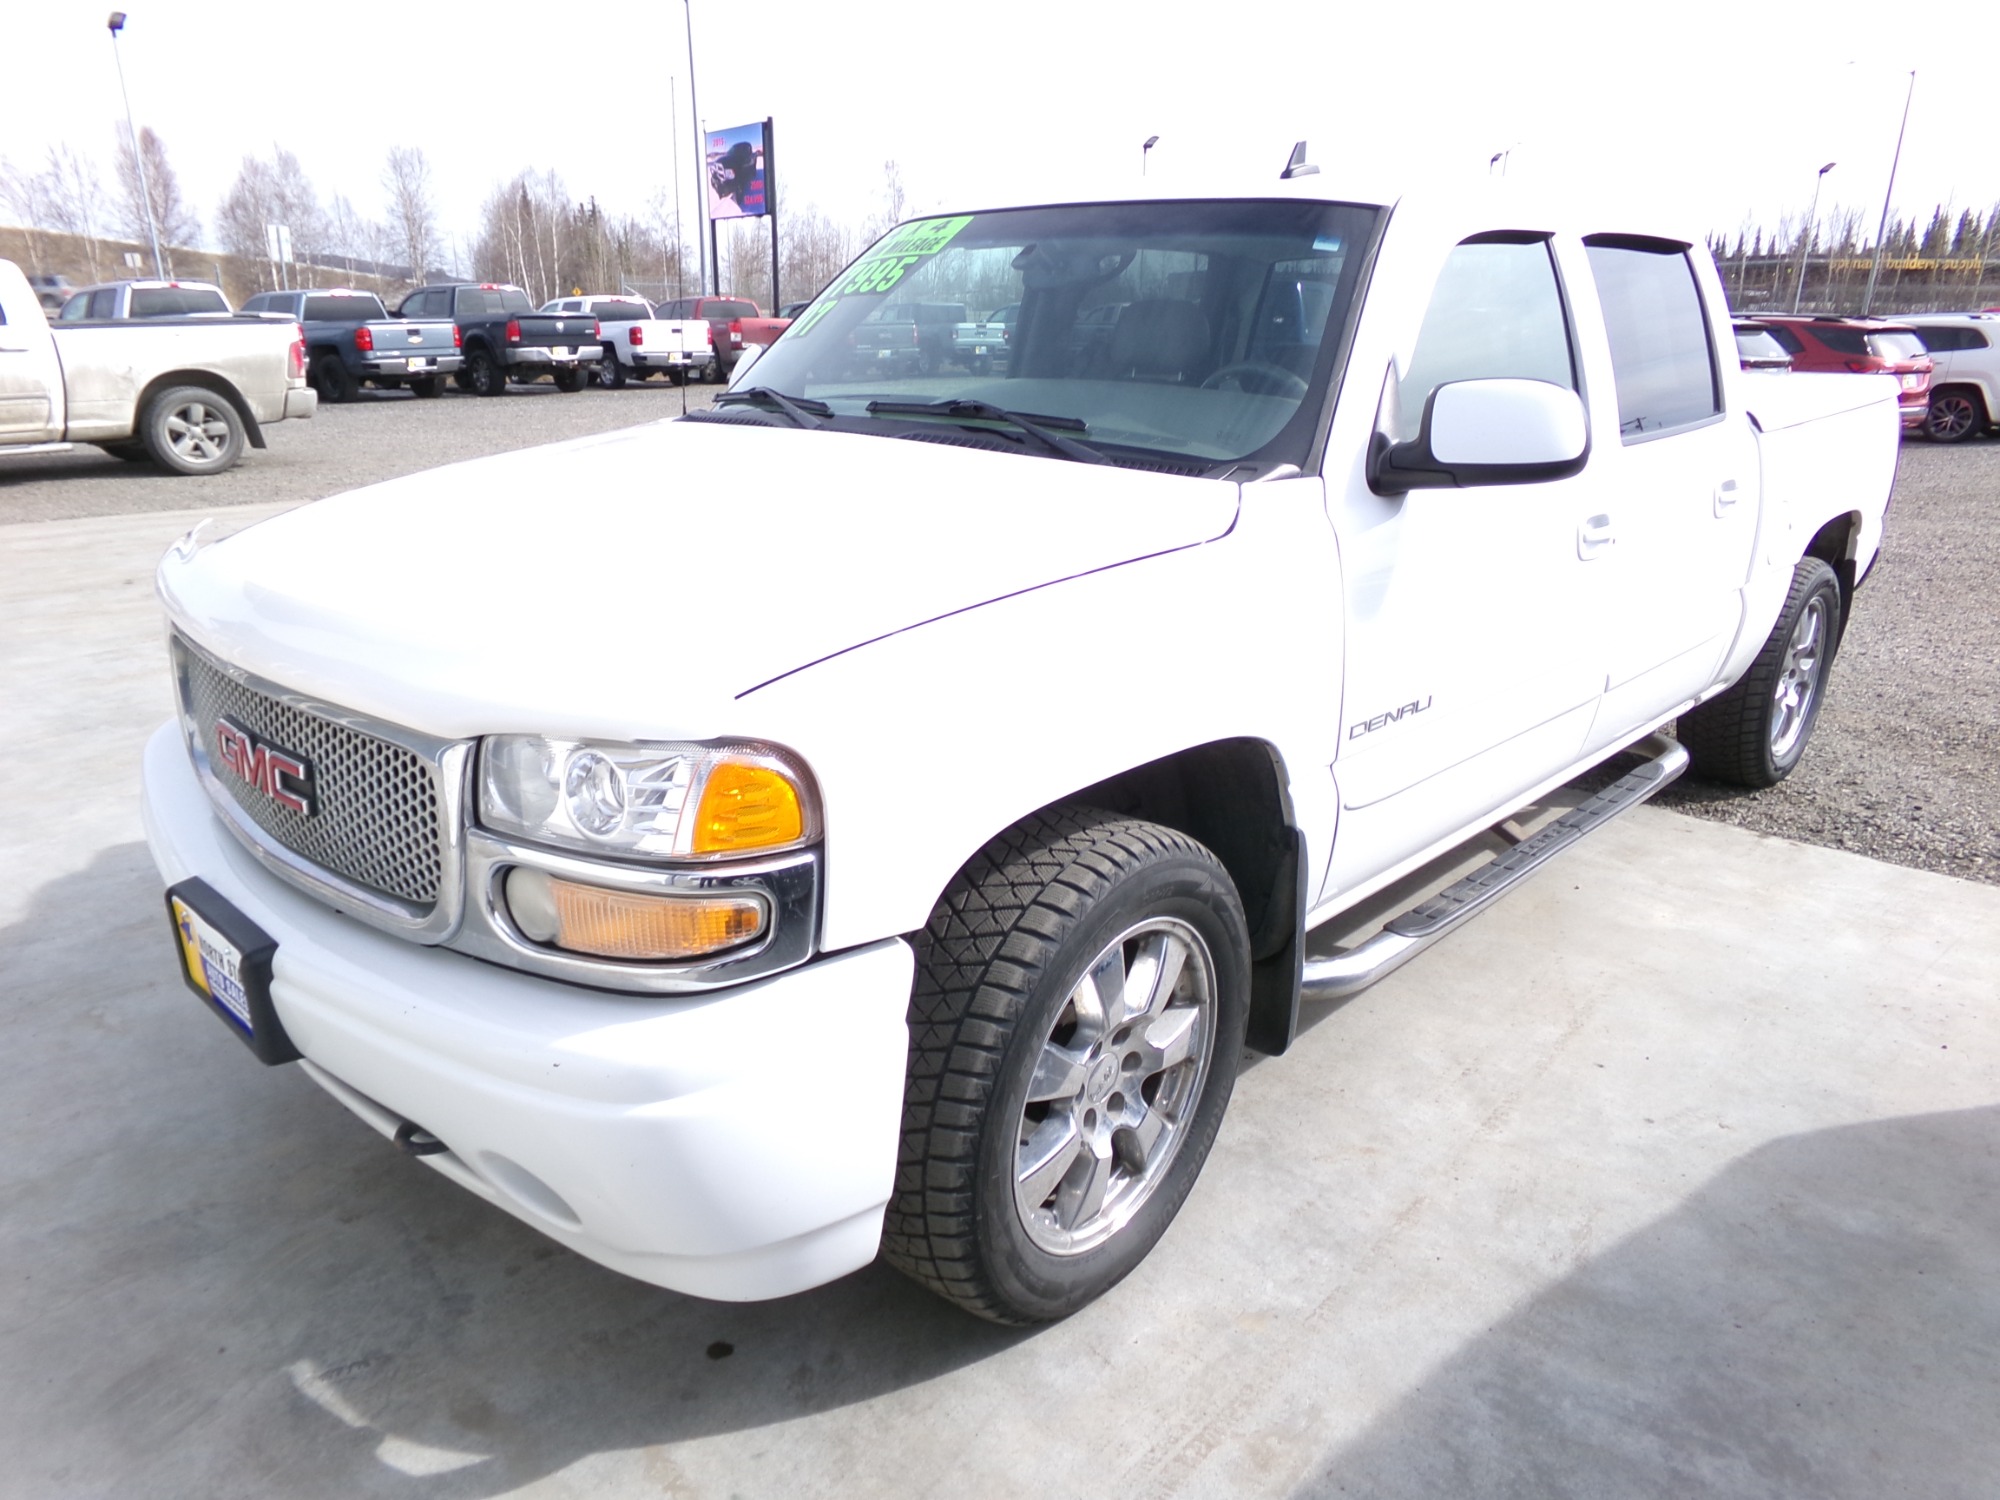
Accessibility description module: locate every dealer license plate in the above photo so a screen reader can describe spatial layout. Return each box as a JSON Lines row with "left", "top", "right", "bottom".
{"left": 974, "top": 345, "right": 988, "bottom": 355}
{"left": 408, "top": 357, "right": 429, "bottom": 370}
{"left": 165, "top": 879, "right": 296, "bottom": 1064}
{"left": 552, "top": 346, "right": 573, "bottom": 357}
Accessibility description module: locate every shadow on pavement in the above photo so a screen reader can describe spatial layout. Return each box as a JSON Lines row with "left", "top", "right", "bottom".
{"left": 3, "top": 845, "right": 1027, "bottom": 1498}
{"left": 1301, "top": 1104, "right": 2000, "bottom": 1499}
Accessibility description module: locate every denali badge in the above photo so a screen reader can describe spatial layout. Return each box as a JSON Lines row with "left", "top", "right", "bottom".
{"left": 1348, "top": 695, "right": 1433, "bottom": 740}
{"left": 215, "top": 717, "right": 316, "bottom": 816}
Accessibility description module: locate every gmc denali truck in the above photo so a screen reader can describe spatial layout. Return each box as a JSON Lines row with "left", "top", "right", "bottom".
{"left": 143, "top": 171, "right": 1897, "bottom": 1324}
{"left": 1, "top": 260, "right": 315, "bottom": 474}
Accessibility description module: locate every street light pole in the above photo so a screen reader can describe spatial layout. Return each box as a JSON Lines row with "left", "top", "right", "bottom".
{"left": 106, "top": 12, "right": 164, "bottom": 278}
{"left": 1142, "top": 135, "right": 1159, "bottom": 176}
{"left": 1861, "top": 69, "right": 1916, "bottom": 317}
{"left": 1791, "top": 161, "right": 1836, "bottom": 315}
{"left": 682, "top": 0, "right": 708, "bottom": 296}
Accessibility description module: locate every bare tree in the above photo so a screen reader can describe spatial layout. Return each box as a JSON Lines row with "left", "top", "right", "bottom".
{"left": 113, "top": 125, "right": 198, "bottom": 268}
{"left": 0, "top": 156, "right": 53, "bottom": 273}
{"left": 217, "top": 147, "right": 330, "bottom": 289}
{"left": 41, "top": 144, "right": 106, "bottom": 281}
{"left": 383, "top": 146, "right": 438, "bottom": 281}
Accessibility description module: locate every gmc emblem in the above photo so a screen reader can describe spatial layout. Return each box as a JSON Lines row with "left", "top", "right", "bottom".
{"left": 215, "top": 717, "right": 316, "bottom": 816}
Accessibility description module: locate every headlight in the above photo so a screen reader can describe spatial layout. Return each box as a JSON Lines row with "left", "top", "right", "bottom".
{"left": 479, "top": 736, "right": 819, "bottom": 859}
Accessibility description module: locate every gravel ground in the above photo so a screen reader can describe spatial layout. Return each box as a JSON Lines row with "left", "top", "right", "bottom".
{"left": 4, "top": 393, "right": 1993, "bottom": 885}
{"left": 0, "top": 378, "right": 719, "bottom": 524}
{"left": 1657, "top": 437, "right": 2000, "bottom": 885}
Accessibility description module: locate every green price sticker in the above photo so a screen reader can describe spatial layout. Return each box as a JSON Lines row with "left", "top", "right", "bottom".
{"left": 789, "top": 215, "right": 977, "bottom": 338}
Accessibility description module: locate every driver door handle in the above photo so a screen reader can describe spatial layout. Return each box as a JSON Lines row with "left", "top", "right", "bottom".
{"left": 1577, "top": 513, "right": 1615, "bottom": 559}
{"left": 1714, "top": 478, "right": 1741, "bottom": 516}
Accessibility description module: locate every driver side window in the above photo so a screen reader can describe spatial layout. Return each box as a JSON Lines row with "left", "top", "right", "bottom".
{"left": 1394, "top": 235, "right": 1576, "bottom": 441}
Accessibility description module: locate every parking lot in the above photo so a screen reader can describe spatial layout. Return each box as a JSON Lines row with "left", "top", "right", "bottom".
{"left": 3, "top": 411, "right": 1998, "bottom": 1496}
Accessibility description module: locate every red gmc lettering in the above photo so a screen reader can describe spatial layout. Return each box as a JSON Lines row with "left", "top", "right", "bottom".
{"left": 215, "top": 719, "right": 311, "bottom": 814}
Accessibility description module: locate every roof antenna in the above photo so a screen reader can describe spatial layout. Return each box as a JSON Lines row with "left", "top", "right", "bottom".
{"left": 1281, "top": 141, "right": 1319, "bottom": 180}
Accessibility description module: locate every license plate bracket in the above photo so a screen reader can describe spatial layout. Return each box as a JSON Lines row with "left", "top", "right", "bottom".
{"left": 166, "top": 878, "right": 299, "bottom": 1065}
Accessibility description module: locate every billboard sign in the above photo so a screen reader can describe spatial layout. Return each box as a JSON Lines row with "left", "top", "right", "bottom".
{"left": 706, "top": 120, "right": 769, "bottom": 220}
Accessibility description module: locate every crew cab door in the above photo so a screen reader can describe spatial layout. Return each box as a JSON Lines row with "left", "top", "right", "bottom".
{"left": 1324, "top": 232, "right": 1608, "bottom": 894}
{"left": 0, "top": 287, "right": 62, "bottom": 443}
{"left": 1571, "top": 236, "right": 1759, "bottom": 749}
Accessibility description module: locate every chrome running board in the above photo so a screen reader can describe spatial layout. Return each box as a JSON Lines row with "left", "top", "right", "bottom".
{"left": 1300, "top": 733, "right": 1689, "bottom": 1004}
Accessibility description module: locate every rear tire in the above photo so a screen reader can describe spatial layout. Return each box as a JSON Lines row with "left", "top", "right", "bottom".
{"left": 408, "top": 376, "right": 443, "bottom": 399}
{"left": 467, "top": 347, "right": 508, "bottom": 397}
{"left": 139, "top": 385, "right": 247, "bottom": 476}
{"left": 883, "top": 806, "right": 1250, "bottom": 1324}
{"left": 597, "top": 345, "right": 627, "bottom": 388}
{"left": 1678, "top": 558, "right": 1843, "bottom": 788}
{"left": 552, "top": 366, "right": 588, "bottom": 393}
{"left": 309, "top": 353, "right": 354, "bottom": 404}
{"left": 1924, "top": 387, "right": 1985, "bottom": 443}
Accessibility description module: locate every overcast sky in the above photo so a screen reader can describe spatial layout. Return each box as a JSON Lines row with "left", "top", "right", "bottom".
{"left": 7, "top": 0, "right": 1994, "bottom": 269}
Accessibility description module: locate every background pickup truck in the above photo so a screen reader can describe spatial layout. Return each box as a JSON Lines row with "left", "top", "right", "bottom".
{"left": 241, "top": 289, "right": 463, "bottom": 401}
{"left": 539, "top": 295, "right": 708, "bottom": 388}
{"left": 1, "top": 258, "right": 313, "bottom": 474}
{"left": 141, "top": 179, "right": 1899, "bottom": 1330}
{"left": 393, "top": 282, "right": 601, "bottom": 396}
{"left": 950, "top": 303, "right": 1017, "bottom": 374}
{"left": 848, "top": 300, "right": 966, "bottom": 375}
{"left": 653, "top": 294, "right": 781, "bottom": 380}
{"left": 56, "top": 279, "right": 231, "bottom": 320}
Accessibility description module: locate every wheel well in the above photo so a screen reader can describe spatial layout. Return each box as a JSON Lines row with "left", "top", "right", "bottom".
{"left": 135, "top": 370, "right": 265, "bottom": 449}
{"left": 1803, "top": 512, "right": 1860, "bottom": 635}
{"left": 1933, "top": 382, "right": 1992, "bottom": 423}
{"left": 1068, "top": 738, "right": 1304, "bottom": 1055}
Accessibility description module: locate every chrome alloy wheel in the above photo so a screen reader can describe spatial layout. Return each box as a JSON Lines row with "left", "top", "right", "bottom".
{"left": 164, "top": 400, "right": 233, "bottom": 465}
{"left": 1927, "top": 391, "right": 1980, "bottom": 442}
{"left": 1014, "top": 917, "right": 1216, "bottom": 1256}
{"left": 1770, "top": 593, "right": 1828, "bottom": 758}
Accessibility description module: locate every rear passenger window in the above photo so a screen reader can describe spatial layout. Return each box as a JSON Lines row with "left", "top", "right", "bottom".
{"left": 1583, "top": 237, "right": 1721, "bottom": 438}
{"left": 1394, "top": 235, "right": 1575, "bottom": 441}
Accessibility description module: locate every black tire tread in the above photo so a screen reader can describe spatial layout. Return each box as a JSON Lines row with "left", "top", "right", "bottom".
{"left": 882, "top": 805, "right": 1221, "bottom": 1323}
{"left": 1678, "top": 557, "right": 1842, "bottom": 787}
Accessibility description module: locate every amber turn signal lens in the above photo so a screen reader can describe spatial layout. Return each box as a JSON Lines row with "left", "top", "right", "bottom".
{"left": 507, "top": 866, "right": 765, "bottom": 961}
{"left": 691, "top": 761, "right": 805, "bottom": 854}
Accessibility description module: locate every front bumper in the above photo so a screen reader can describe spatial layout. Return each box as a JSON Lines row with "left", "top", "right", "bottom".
{"left": 140, "top": 722, "right": 914, "bottom": 1302}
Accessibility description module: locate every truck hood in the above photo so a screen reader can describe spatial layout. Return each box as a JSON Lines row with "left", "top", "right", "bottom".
{"left": 159, "top": 418, "right": 1239, "bottom": 740}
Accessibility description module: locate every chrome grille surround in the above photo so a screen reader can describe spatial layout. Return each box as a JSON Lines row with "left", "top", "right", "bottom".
{"left": 171, "top": 633, "right": 470, "bottom": 943}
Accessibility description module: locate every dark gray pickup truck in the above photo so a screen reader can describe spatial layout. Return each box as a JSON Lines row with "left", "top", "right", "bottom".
{"left": 394, "top": 283, "right": 602, "bottom": 396}
{"left": 241, "top": 289, "right": 463, "bottom": 401}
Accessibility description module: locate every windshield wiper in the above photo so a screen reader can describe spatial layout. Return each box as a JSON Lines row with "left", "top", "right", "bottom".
{"left": 865, "top": 398, "right": 1110, "bottom": 465}
{"left": 712, "top": 387, "right": 830, "bottom": 428}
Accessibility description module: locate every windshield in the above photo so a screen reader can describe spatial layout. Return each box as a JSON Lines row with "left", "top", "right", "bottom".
{"left": 736, "top": 199, "right": 1381, "bottom": 470}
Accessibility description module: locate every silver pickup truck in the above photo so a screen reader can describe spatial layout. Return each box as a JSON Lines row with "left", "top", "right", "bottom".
{"left": 0, "top": 259, "right": 316, "bottom": 474}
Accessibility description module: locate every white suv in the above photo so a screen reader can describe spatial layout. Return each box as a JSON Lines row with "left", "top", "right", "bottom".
{"left": 1904, "top": 313, "right": 2000, "bottom": 443}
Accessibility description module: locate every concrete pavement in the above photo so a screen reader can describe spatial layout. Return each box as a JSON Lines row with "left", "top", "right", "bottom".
{"left": 4, "top": 507, "right": 1997, "bottom": 1499}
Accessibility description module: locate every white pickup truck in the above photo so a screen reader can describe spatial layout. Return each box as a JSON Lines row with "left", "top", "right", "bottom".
{"left": 539, "top": 294, "right": 710, "bottom": 388}
{"left": 142, "top": 172, "right": 1897, "bottom": 1324}
{"left": 1, "top": 260, "right": 316, "bottom": 474}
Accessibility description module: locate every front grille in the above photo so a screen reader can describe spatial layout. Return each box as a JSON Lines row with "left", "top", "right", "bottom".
{"left": 177, "top": 641, "right": 443, "bottom": 907}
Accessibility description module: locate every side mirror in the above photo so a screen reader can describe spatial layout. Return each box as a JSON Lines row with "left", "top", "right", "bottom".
{"left": 1369, "top": 378, "right": 1587, "bottom": 494}
{"left": 726, "top": 341, "right": 765, "bottom": 386}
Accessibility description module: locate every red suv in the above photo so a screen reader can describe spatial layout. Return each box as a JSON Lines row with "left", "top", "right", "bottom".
{"left": 1750, "top": 316, "right": 1933, "bottom": 430}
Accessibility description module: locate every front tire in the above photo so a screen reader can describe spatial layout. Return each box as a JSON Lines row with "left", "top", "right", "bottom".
{"left": 1924, "top": 387, "right": 1985, "bottom": 443}
{"left": 139, "top": 386, "right": 247, "bottom": 476}
{"left": 884, "top": 807, "right": 1250, "bottom": 1324}
{"left": 1679, "top": 557, "right": 1843, "bottom": 787}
